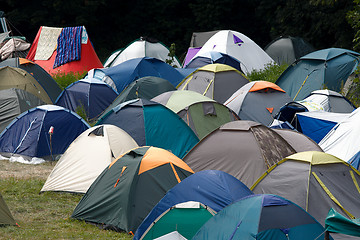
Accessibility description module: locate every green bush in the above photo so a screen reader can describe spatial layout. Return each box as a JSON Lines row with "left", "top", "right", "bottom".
{"left": 247, "top": 63, "right": 289, "bottom": 83}
{"left": 52, "top": 71, "right": 87, "bottom": 90}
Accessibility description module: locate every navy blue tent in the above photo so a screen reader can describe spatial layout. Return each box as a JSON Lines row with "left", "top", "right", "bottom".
{"left": 276, "top": 48, "right": 360, "bottom": 101}
{"left": 55, "top": 78, "right": 118, "bottom": 121}
{"left": 134, "top": 170, "right": 253, "bottom": 240}
{"left": 94, "top": 57, "right": 184, "bottom": 94}
{"left": 96, "top": 98, "right": 199, "bottom": 159}
{"left": 0, "top": 105, "right": 89, "bottom": 161}
{"left": 185, "top": 51, "right": 243, "bottom": 73}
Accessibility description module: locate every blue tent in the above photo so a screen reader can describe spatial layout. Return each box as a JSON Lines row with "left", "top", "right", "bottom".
{"left": 94, "top": 57, "right": 184, "bottom": 94}
{"left": 192, "top": 194, "right": 330, "bottom": 240}
{"left": 349, "top": 151, "right": 360, "bottom": 170}
{"left": 55, "top": 78, "right": 118, "bottom": 121}
{"left": 0, "top": 105, "right": 89, "bottom": 160}
{"left": 134, "top": 170, "right": 253, "bottom": 240}
{"left": 276, "top": 48, "right": 360, "bottom": 101}
{"left": 96, "top": 98, "right": 199, "bottom": 158}
{"left": 184, "top": 51, "right": 243, "bottom": 73}
{"left": 296, "top": 111, "right": 350, "bottom": 143}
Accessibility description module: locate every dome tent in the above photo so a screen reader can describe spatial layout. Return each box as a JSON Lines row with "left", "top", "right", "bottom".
{"left": 183, "top": 120, "right": 296, "bottom": 187}
{"left": 71, "top": 146, "right": 194, "bottom": 234}
{"left": 0, "top": 57, "right": 62, "bottom": 103}
{"left": 55, "top": 77, "right": 118, "bottom": 121}
{"left": 177, "top": 63, "right": 249, "bottom": 104}
{"left": 0, "top": 105, "right": 89, "bottom": 162}
{"left": 96, "top": 98, "right": 199, "bottom": 159}
{"left": 40, "top": 125, "right": 138, "bottom": 193}
{"left": 0, "top": 88, "right": 45, "bottom": 133}
{"left": 251, "top": 151, "right": 360, "bottom": 239}
{"left": 103, "top": 37, "right": 181, "bottom": 68}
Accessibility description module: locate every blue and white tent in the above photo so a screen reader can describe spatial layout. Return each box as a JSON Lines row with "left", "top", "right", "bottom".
{"left": 55, "top": 78, "right": 118, "bottom": 121}
{"left": 0, "top": 105, "right": 89, "bottom": 162}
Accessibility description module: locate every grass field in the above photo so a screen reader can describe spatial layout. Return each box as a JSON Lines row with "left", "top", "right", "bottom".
{"left": 0, "top": 160, "right": 132, "bottom": 240}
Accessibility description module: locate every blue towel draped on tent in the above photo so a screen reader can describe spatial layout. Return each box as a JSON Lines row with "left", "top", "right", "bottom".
{"left": 53, "top": 26, "right": 82, "bottom": 68}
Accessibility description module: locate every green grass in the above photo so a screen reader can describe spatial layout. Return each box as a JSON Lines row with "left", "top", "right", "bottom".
{"left": 247, "top": 62, "right": 289, "bottom": 83}
{"left": 52, "top": 71, "right": 87, "bottom": 90}
{"left": 0, "top": 162, "right": 132, "bottom": 240}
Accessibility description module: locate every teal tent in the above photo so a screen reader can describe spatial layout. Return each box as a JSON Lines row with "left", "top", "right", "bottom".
{"left": 193, "top": 194, "right": 330, "bottom": 240}
{"left": 276, "top": 48, "right": 360, "bottom": 101}
{"left": 96, "top": 99, "right": 199, "bottom": 159}
{"left": 325, "top": 208, "right": 360, "bottom": 238}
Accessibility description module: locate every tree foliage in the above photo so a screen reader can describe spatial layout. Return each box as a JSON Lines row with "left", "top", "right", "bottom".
{"left": 2, "top": 0, "right": 357, "bottom": 63}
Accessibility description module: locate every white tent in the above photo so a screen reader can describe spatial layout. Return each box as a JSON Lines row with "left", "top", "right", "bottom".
{"left": 319, "top": 107, "right": 360, "bottom": 162}
{"left": 193, "top": 30, "right": 275, "bottom": 75}
{"left": 40, "top": 124, "right": 138, "bottom": 193}
{"left": 103, "top": 37, "right": 181, "bottom": 68}
{"left": 299, "top": 90, "right": 355, "bottom": 113}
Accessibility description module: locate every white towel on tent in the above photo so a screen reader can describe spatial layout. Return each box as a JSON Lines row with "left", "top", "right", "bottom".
{"left": 34, "top": 26, "right": 62, "bottom": 61}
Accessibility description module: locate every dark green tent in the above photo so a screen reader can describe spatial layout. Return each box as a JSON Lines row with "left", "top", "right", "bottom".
{"left": 71, "top": 146, "right": 193, "bottom": 234}
{"left": 0, "top": 192, "right": 16, "bottom": 226}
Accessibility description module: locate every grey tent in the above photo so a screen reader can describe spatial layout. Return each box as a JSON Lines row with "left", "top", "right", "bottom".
{"left": 0, "top": 192, "right": 16, "bottom": 226}
{"left": 0, "top": 88, "right": 45, "bottom": 133}
{"left": 251, "top": 151, "right": 360, "bottom": 240}
{"left": 189, "top": 30, "right": 220, "bottom": 48}
{"left": 183, "top": 120, "right": 296, "bottom": 187}
{"left": 273, "top": 129, "right": 323, "bottom": 152}
{"left": 224, "top": 81, "right": 292, "bottom": 126}
{"left": 264, "top": 36, "right": 315, "bottom": 65}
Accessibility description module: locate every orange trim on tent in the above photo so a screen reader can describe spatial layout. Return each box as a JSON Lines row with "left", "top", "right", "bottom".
{"left": 138, "top": 147, "right": 194, "bottom": 175}
{"left": 170, "top": 163, "right": 181, "bottom": 183}
{"left": 266, "top": 107, "right": 274, "bottom": 114}
{"left": 19, "top": 58, "right": 34, "bottom": 65}
{"left": 249, "top": 81, "right": 285, "bottom": 93}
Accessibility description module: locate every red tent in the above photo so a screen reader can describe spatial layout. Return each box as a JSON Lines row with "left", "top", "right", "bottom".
{"left": 27, "top": 26, "right": 103, "bottom": 75}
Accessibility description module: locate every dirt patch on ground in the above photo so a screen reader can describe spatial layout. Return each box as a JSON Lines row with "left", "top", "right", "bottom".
{"left": 0, "top": 160, "right": 56, "bottom": 180}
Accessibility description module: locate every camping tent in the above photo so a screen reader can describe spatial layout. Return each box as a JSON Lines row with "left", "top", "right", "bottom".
{"left": 300, "top": 90, "right": 356, "bottom": 113}
{"left": 224, "top": 81, "right": 292, "bottom": 126}
{"left": 55, "top": 78, "right": 118, "bottom": 121}
{"left": 0, "top": 66, "right": 57, "bottom": 104}
{"left": 325, "top": 208, "right": 360, "bottom": 238}
{"left": 26, "top": 26, "right": 103, "bottom": 75}
{"left": 251, "top": 151, "right": 360, "bottom": 232}
{"left": 106, "top": 76, "right": 176, "bottom": 107}
{"left": 319, "top": 107, "right": 360, "bottom": 162}
{"left": 0, "top": 105, "right": 89, "bottom": 161}
{"left": 152, "top": 90, "right": 239, "bottom": 139}
{"left": 103, "top": 37, "right": 181, "bottom": 68}
{"left": 177, "top": 63, "right": 249, "bottom": 104}
{"left": 134, "top": 169, "right": 253, "bottom": 240}
{"left": 183, "top": 120, "right": 296, "bottom": 187}
{"left": 90, "top": 57, "right": 183, "bottom": 94}
{"left": 276, "top": 48, "right": 360, "bottom": 101}
{"left": 40, "top": 125, "right": 138, "bottom": 193}
{"left": 192, "top": 194, "right": 329, "bottom": 240}
{"left": 296, "top": 111, "right": 350, "bottom": 143}
{"left": 0, "top": 88, "right": 45, "bottom": 133}
{"left": 71, "top": 146, "right": 194, "bottom": 233}
{"left": 272, "top": 128, "right": 323, "bottom": 152}
{"left": 138, "top": 201, "right": 216, "bottom": 240}
{"left": 193, "top": 30, "right": 275, "bottom": 75}
{"left": 0, "top": 57, "right": 62, "bottom": 103}
{"left": 96, "top": 98, "right": 199, "bottom": 159}
{"left": 264, "top": 36, "right": 315, "bottom": 65}
{"left": 184, "top": 51, "right": 243, "bottom": 72}
{"left": 0, "top": 192, "right": 16, "bottom": 226}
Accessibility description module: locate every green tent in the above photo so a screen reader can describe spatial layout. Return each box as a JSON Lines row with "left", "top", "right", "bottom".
{"left": 325, "top": 208, "right": 360, "bottom": 238}
{"left": 141, "top": 201, "right": 215, "bottom": 240}
{"left": 152, "top": 90, "right": 239, "bottom": 139}
{"left": 0, "top": 192, "right": 16, "bottom": 226}
{"left": 71, "top": 146, "right": 193, "bottom": 234}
